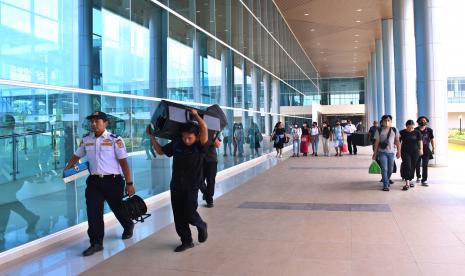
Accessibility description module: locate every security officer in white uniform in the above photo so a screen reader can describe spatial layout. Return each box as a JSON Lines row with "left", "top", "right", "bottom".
{"left": 64, "top": 111, "right": 135, "bottom": 256}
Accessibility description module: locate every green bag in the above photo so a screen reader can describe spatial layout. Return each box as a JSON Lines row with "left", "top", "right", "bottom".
{"left": 369, "top": 161, "right": 382, "bottom": 174}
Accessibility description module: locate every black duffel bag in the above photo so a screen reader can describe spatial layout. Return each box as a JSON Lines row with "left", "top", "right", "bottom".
{"left": 121, "top": 195, "right": 151, "bottom": 223}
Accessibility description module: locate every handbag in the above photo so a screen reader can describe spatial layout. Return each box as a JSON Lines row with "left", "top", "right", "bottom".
{"left": 121, "top": 194, "right": 151, "bottom": 223}
{"left": 341, "top": 143, "right": 348, "bottom": 153}
{"left": 369, "top": 161, "right": 381, "bottom": 174}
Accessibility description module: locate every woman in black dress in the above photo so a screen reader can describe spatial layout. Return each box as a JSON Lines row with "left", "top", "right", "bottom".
{"left": 271, "top": 122, "right": 286, "bottom": 158}
{"left": 399, "top": 120, "right": 423, "bottom": 190}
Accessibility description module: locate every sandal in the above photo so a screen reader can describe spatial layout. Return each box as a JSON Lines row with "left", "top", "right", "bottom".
{"left": 402, "top": 184, "right": 409, "bottom": 191}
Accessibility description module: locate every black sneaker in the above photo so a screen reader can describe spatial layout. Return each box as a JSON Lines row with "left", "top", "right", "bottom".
{"left": 389, "top": 180, "right": 394, "bottom": 184}
{"left": 402, "top": 185, "right": 409, "bottom": 191}
{"left": 174, "top": 242, "right": 194, "bottom": 252}
{"left": 198, "top": 223, "right": 208, "bottom": 243}
{"left": 206, "top": 202, "right": 214, "bottom": 208}
{"left": 122, "top": 224, "right": 134, "bottom": 240}
{"left": 421, "top": 181, "right": 429, "bottom": 187}
{"left": 82, "top": 244, "right": 103, "bottom": 256}
{"left": 382, "top": 187, "right": 390, "bottom": 191}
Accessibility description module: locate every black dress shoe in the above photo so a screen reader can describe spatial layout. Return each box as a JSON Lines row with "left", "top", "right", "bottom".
{"left": 122, "top": 224, "right": 134, "bottom": 240}
{"left": 206, "top": 202, "right": 214, "bottom": 208}
{"left": 82, "top": 244, "right": 103, "bottom": 256}
{"left": 174, "top": 242, "right": 194, "bottom": 252}
{"left": 198, "top": 223, "right": 208, "bottom": 243}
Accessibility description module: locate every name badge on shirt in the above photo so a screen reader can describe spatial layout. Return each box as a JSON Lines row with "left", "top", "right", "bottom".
{"left": 85, "top": 143, "right": 95, "bottom": 146}
{"left": 101, "top": 142, "right": 113, "bottom": 146}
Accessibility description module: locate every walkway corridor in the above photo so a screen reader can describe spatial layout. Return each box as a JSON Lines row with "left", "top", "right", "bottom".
{"left": 82, "top": 146, "right": 465, "bottom": 276}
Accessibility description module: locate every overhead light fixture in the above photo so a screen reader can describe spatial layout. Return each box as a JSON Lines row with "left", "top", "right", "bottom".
{"left": 304, "top": 13, "right": 309, "bottom": 16}
{"left": 320, "top": 51, "right": 325, "bottom": 54}
{"left": 354, "top": 46, "right": 358, "bottom": 49}
{"left": 310, "top": 28, "right": 315, "bottom": 32}
{"left": 354, "top": 34, "right": 360, "bottom": 37}
{"left": 356, "top": 8, "right": 363, "bottom": 12}
{"left": 196, "top": 10, "right": 200, "bottom": 13}
{"left": 354, "top": 40, "right": 359, "bottom": 43}
{"left": 356, "top": 20, "right": 361, "bottom": 23}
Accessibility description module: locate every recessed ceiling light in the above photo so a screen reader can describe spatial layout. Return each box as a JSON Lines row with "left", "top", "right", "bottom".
{"left": 354, "top": 34, "right": 360, "bottom": 37}
{"left": 310, "top": 28, "right": 315, "bottom": 32}
{"left": 354, "top": 40, "right": 359, "bottom": 43}
{"left": 356, "top": 9, "right": 363, "bottom": 12}
{"left": 304, "top": 13, "right": 309, "bottom": 16}
{"left": 196, "top": 10, "right": 200, "bottom": 13}
{"left": 320, "top": 51, "right": 325, "bottom": 54}
{"left": 356, "top": 20, "right": 361, "bottom": 23}
{"left": 354, "top": 46, "right": 358, "bottom": 49}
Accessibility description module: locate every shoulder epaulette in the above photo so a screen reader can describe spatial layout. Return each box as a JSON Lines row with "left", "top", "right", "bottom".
{"left": 83, "top": 132, "right": 90, "bottom": 138}
{"left": 110, "top": 133, "right": 119, "bottom": 138}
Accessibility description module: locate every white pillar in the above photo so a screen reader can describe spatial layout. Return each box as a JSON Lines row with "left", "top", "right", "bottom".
{"left": 382, "top": 19, "right": 396, "bottom": 123}
{"left": 271, "top": 78, "right": 280, "bottom": 127}
{"left": 376, "top": 39, "right": 385, "bottom": 117}
{"left": 413, "top": 0, "right": 448, "bottom": 166}
{"left": 393, "top": 0, "right": 417, "bottom": 128}
{"left": 263, "top": 73, "right": 271, "bottom": 135}
{"left": 371, "top": 51, "right": 378, "bottom": 121}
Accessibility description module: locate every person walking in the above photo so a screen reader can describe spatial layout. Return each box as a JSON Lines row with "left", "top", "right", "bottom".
{"left": 271, "top": 122, "right": 286, "bottom": 158}
{"left": 372, "top": 115, "right": 401, "bottom": 191}
{"left": 232, "top": 123, "right": 238, "bottom": 156}
{"left": 368, "top": 120, "right": 379, "bottom": 152}
{"left": 290, "top": 123, "right": 302, "bottom": 157}
{"left": 415, "top": 116, "right": 435, "bottom": 186}
{"left": 234, "top": 123, "right": 245, "bottom": 157}
{"left": 399, "top": 120, "right": 423, "bottom": 190}
{"left": 141, "top": 131, "right": 156, "bottom": 160}
{"left": 221, "top": 126, "right": 232, "bottom": 156}
{"left": 200, "top": 132, "right": 221, "bottom": 208}
{"left": 147, "top": 109, "right": 208, "bottom": 252}
{"left": 300, "top": 122, "right": 310, "bottom": 156}
{"left": 321, "top": 121, "right": 331, "bottom": 157}
{"left": 310, "top": 122, "right": 320, "bottom": 156}
{"left": 344, "top": 119, "right": 357, "bottom": 155}
{"left": 64, "top": 111, "right": 135, "bottom": 256}
{"left": 332, "top": 121, "right": 344, "bottom": 157}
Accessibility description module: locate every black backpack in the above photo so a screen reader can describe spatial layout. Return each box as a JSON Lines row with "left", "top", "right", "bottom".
{"left": 121, "top": 195, "right": 151, "bottom": 223}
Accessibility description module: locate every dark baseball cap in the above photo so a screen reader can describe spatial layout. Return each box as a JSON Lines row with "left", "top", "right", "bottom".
{"left": 86, "top": 111, "right": 108, "bottom": 121}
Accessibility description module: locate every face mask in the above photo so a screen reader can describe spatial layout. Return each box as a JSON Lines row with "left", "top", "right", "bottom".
{"left": 294, "top": 125, "right": 298, "bottom": 128}
{"left": 419, "top": 122, "right": 426, "bottom": 126}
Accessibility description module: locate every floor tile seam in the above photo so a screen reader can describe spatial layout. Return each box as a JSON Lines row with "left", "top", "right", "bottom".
{"left": 391, "top": 207, "right": 424, "bottom": 271}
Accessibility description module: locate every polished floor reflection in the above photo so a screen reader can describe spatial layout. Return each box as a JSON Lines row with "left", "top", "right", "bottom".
{"left": 0, "top": 138, "right": 276, "bottom": 253}
{"left": 3, "top": 145, "right": 465, "bottom": 275}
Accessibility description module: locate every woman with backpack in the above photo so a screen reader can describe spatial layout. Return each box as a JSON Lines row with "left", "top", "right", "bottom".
{"left": 372, "top": 115, "right": 401, "bottom": 191}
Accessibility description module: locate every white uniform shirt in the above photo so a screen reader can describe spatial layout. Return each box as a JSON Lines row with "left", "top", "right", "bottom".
{"left": 344, "top": 124, "right": 357, "bottom": 135}
{"left": 74, "top": 130, "right": 128, "bottom": 175}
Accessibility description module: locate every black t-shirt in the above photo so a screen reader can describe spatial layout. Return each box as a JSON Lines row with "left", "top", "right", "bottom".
{"left": 369, "top": 126, "right": 378, "bottom": 141}
{"left": 162, "top": 139, "right": 207, "bottom": 189}
{"left": 399, "top": 129, "right": 422, "bottom": 152}
{"left": 322, "top": 126, "right": 331, "bottom": 139}
{"left": 301, "top": 128, "right": 310, "bottom": 136}
{"left": 204, "top": 137, "right": 219, "bottom": 163}
{"left": 415, "top": 127, "right": 434, "bottom": 149}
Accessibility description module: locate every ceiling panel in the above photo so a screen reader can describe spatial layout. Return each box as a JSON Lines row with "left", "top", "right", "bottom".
{"left": 274, "top": 0, "right": 392, "bottom": 77}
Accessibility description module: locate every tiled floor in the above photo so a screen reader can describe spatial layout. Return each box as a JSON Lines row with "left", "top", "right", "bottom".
{"left": 75, "top": 145, "right": 465, "bottom": 276}
{"left": 2, "top": 145, "right": 465, "bottom": 276}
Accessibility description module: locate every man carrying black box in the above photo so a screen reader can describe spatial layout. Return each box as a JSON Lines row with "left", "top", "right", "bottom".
{"left": 147, "top": 109, "right": 208, "bottom": 252}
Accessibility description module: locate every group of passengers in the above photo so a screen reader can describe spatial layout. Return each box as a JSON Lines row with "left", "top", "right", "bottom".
{"left": 370, "top": 115, "right": 435, "bottom": 191}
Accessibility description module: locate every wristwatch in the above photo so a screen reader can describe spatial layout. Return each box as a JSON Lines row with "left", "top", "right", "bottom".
{"left": 126, "top": 181, "right": 133, "bottom": 185}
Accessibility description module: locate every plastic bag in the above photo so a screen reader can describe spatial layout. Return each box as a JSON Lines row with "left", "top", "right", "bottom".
{"left": 369, "top": 161, "right": 382, "bottom": 174}
{"left": 341, "top": 143, "right": 348, "bottom": 153}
